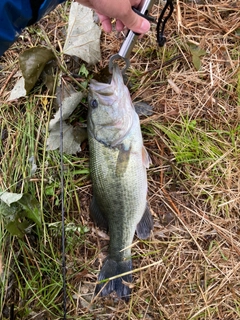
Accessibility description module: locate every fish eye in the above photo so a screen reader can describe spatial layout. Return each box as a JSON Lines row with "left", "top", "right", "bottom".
{"left": 91, "top": 99, "right": 98, "bottom": 109}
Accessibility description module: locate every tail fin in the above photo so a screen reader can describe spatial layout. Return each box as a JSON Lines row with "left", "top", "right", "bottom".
{"left": 95, "top": 257, "right": 132, "bottom": 301}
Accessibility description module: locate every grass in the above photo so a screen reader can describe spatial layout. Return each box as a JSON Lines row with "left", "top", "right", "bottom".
{"left": 0, "top": 0, "right": 240, "bottom": 319}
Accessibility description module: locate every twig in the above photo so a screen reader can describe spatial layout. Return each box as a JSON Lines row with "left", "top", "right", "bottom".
{"left": 0, "top": 69, "right": 16, "bottom": 96}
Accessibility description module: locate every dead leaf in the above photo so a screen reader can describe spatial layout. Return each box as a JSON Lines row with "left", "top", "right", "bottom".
{"left": 47, "top": 122, "right": 82, "bottom": 154}
{"left": 0, "top": 191, "right": 23, "bottom": 206}
{"left": 19, "top": 47, "right": 55, "bottom": 93}
{"left": 167, "top": 78, "right": 181, "bottom": 94}
{"left": 63, "top": 3, "right": 101, "bottom": 64}
{"left": 8, "top": 76, "right": 26, "bottom": 101}
{"left": 47, "top": 84, "right": 85, "bottom": 154}
{"left": 50, "top": 89, "right": 83, "bottom": 127}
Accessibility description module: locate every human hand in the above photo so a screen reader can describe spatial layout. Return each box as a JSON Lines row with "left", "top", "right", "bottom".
{"left": 76, "top": 0, "right": 150, "bottom": 34}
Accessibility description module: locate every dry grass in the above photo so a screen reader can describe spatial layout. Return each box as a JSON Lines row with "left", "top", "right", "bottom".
{"left": 0, "top": 0, "right": 240, "bottom": 319}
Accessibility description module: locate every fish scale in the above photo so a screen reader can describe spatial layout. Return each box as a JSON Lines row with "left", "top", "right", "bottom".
{"left": 87, "top": 64, "right": 153, "bottom": 300}
{"left": 89, "top": 136, "right": 146, "bottom": 260}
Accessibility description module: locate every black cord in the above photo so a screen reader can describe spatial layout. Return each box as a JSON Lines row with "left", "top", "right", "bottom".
{"left": 132, "top": 7, "right": 156, "bottom": 23}
{"left": 59, "top": 92, "right": 67, "bottom": 319}
{"left": 10, "top": 304, "right": 14, "bottom": 320}
{"left": 132, "top": 0, "right": 174, "bottom": 47}
{"left": 156, "top": 0, "right": 174, "bottom": 47}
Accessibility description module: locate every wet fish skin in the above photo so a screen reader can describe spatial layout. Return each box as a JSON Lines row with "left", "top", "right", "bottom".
{"left": 88, "top": 64, "right": 153, "bottom": 300}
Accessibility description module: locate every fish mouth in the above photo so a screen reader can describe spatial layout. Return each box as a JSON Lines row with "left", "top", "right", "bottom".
{"left": 89, "top": 81, "right": 117, "bottom": 106}
{"left": 89, "top": 81, "right": 114, "bottom": 96}
{"left": 89, "top": 64, "right": 124, "bottom": 105}
{"left": 88, "top": 64, "right": 134, "bottom": 145}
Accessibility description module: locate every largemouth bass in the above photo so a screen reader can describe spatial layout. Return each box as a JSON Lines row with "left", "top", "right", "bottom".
{"left": 87, "top": 64, "right": 153, "bottom": 300}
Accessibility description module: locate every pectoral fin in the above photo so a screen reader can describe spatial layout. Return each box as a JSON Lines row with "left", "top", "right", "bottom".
{"left": 142, "top": 146, "right": 151, "bottom": 168}
{"left": 134, "top": 101, "right": 153, "bottom": 116}
{"left": 90, "top": 196, "right": 108, "bottom": 230}
{"left": 136, "top": 203, "right": 153, "bottom": 239}
{"left": 116, "top": 145, "right": 131, "bottom": 177}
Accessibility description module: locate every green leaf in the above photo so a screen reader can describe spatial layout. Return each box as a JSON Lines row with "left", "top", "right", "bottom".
{"left": 192, "top": 54, "right": 201, "bottom": 71}
{"left": 6, "top": 220, "right": 32, "bottom": 238}
{"left": 19, "top": 47, "right": 55, "bottom": 94}
{"left": 45, "top": 185, "right": 55, "bottom": 196}
{"left": 189, "top": 120, "right": 197, "bottom": 130}
{"left": 79, "top": 64, "right": 89, "bottom": 77}
{"left": 235, "top": 28, "right": 240, "bottom": 36}
{"left": 18, "top": 194, "right": 41, "bottom": 228}
{"left": 0, "top": 201, "right": 19, "bottom": 220}
{"left": 188, "top": 43, "right": 207, "bottom": 71}
{"left": 0, "top": 194, "right": 41, "bottom": 237}
{"left": 188, "top": 43, "right": 206, "bottom": 57}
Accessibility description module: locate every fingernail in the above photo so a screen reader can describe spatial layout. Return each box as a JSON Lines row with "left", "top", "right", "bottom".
{"left": 139, "top": 19, "right": 150, "bottom": 33}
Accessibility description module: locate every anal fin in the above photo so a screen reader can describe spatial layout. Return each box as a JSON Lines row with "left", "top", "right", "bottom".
{"left": 136, "top": 203, "right": 153, "bottom": 239}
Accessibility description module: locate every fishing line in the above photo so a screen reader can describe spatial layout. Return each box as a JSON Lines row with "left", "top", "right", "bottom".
{"left": 59, "top": 85, "right": 67, "bottom": 319}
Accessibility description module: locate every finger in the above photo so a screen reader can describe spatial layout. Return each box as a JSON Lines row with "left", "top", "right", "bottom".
{"left": 97, "top": 14, "right": 112, "bottom": 32}
{"left": 129, "top": 0, "right": 142, "bottom": 7}
{"left": 120, "top": 9, "right": 150, "bottom": 34}
{"left": 116, "top": 20, "right": 124, "bottom": 32}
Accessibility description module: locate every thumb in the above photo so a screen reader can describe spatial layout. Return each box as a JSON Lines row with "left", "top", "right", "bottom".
{"left": 120, "top": 10, "right": 150, "bottom": 34}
